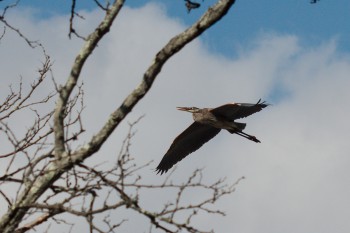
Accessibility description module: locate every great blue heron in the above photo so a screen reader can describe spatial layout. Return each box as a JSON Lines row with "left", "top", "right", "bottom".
{"left": 156, "top": 99, "right": 269, "bottom": 174}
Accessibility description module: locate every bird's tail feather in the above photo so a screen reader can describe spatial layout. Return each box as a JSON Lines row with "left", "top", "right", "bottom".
{"left": 228, "top": 122, "right": 246, "bottom": 133}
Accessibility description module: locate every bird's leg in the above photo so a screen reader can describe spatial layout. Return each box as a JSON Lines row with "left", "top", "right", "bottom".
{"left": 235, "top": 131, "right": 261, "bottom": 143}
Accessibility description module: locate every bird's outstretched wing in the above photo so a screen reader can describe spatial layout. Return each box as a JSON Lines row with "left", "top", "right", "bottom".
{"left": 210, "top": 99, "right": 269, "bottom": 120}
{"left": 156, "top": 122, "right": 221, "bottom": 175}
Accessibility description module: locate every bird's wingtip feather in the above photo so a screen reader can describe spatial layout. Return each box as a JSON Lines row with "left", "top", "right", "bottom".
{"left": 256, "top": 99, "right": 270, "bottom": 107}
{"left": 155, "top": 167, "right": 167, "bottom": 175}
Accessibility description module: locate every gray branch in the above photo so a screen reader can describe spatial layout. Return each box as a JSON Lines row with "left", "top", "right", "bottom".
{"left": 0, "top": 0, "right": 237, "bottom": 232}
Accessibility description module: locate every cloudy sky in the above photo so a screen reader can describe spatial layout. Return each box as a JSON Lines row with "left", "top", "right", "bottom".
{"left": 1, "top": 0, "right": 350, "bottom": 232}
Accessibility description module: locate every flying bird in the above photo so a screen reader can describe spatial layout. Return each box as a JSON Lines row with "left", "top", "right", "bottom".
{"left": 156, "top": 99, "right": 269, "bottom": 174}
{"left": 184, "top": 0, "right": 201, "bottom": 13}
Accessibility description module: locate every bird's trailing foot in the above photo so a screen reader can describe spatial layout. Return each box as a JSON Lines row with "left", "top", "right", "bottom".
{"left": 235, "top": 131, "right": 261, "bottom": 143}
{"left": 248, "top": 135, "right": 261, "bottom": 143}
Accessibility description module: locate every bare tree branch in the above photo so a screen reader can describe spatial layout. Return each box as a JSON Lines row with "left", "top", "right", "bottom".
{"left": 68, "top": 0, "right": 87, "bottom": 39}
{"left": 4, "top": 118, "right": 241, "bottom": 232}
{"left": 0, "top": 0, "right": 45, "bottom": 49}
{"left": 0, "top": 1, "right": 238, "bottom": 232}
{"left": 53, "top": 0, "right": 125, "bottom": 160}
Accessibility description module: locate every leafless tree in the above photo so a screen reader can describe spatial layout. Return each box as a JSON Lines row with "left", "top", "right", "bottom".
{"left": 0, "top": 0, "right": 240, "bottom": 232}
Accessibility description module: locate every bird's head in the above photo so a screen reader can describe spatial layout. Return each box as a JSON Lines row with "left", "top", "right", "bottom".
{"left": 177, "top": 107, "right": 201, "bottom": 113}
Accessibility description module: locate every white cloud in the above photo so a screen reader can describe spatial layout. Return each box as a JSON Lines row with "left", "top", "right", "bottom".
{"left": 1, "top": 2, "right": 350, "bottom": 233}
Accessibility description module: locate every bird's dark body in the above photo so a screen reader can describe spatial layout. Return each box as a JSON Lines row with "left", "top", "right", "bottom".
{"left": 192, "top": 109, "right": 246, "bottom": 132}
{"left": 192, "top": 108, "right": 245, "bottom": 131}
{"left": 156, "top": 99, "right": 269, "bottom": 174}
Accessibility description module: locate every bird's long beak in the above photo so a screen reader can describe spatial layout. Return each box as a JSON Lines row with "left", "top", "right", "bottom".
{"left": 176, "top": 107, "right": 190, "bottom": 112}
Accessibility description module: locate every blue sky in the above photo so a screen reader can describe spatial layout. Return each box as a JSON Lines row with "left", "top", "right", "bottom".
{"left": 1, "top": 1, "right": 350, "bottom": 233}
{"left": 18, "top": 0, "right": 350, "bottom": 56}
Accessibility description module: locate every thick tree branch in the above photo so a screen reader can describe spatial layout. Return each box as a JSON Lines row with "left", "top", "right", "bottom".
{"left": 53, "top": 0, "right": 124, "bottom": 159}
